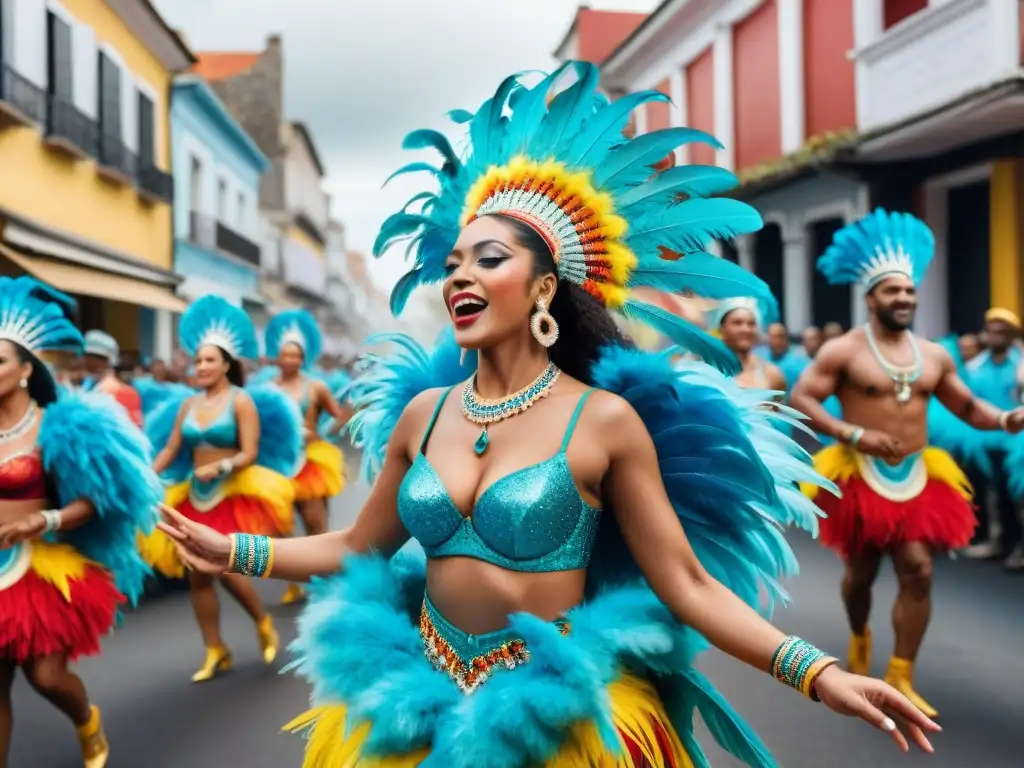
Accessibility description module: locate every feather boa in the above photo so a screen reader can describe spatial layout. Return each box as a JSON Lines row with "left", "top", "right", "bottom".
{"left": 38, "top": 392, "right": 162, "bottom": 605}
{"left": 290, "top": 551, "right": 778, "bottom": 768}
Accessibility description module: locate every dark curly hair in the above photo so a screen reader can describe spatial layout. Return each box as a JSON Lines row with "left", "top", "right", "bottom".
{"left": 206, "top": 345, "right": 246, "bottom": 388}
{"left": 487, "top": 214, "right": 633, "bottom": 385}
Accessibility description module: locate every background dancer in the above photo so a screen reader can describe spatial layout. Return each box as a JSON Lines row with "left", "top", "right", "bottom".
{"left": 264, "top": 309, "right": 350, "bottom": 605}
{"left": 159, "top": 64, "right": 936, "bottom": 768}
{"left": 791, "top": 209, "right": 1024, "bottom": 720}
{"left": 708, "top": 297, "right": 787, "bottom": 391}
{"left": 138, "top": 296, "right": 302, "bottom": 683}
{"left": 0, "top": 277, "right": 161, "bottom": 768}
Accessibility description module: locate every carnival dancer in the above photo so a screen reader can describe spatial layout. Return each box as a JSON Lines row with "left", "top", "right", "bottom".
{"left": 0, "top": 277, "right": 162, "bottom": 768}
{"left": 707, "top": 297, "right": 786, "bottom": 391}
{"left": 160, "top": 64, "right": 938, "bottom": 767}
{"left": 264, "top": 309, "right": 350, "bottom": 604}
{"left": 790, "top": 209, "right": 1024, "bottom": 719}
{"left": 81, "top": 330, "right": 143, "bottom": 428}
{"left": 137, "top": 296, "right": 302, "bottom": 682}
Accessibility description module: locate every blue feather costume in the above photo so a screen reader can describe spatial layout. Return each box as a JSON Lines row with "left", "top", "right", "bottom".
{"left": 138, "top": 297, "right": 303, "bottom": 581}
{"left": 0, "top": 277, "right": 161, "bottom": 669}
{"left": 285, "top": 64, "right": 831, "bottom": 768}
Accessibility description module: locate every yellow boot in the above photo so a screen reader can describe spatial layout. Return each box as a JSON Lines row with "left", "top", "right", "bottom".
{"left": 257, "top": 615, "right": 280, "bottom": 664}
{"left": 191, "top": 645, "right": 232, "bottom": 683}
{"left": 847, "top": 630, "right": 872, "bottom": 676}
{"left": 281, "top": 583, "right": 306, "bottom": 605}
{"left": 77, "top": 705, "right": 109, "bottom": 768}
{"left": 884, "top": 657, "right": 939, "bottom": 719}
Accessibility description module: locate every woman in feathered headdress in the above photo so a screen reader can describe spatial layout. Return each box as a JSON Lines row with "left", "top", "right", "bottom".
{"left": 138, "top": 296, "right": 302, "bottom": 683}
{"left": 707, "top": 296, "right": 787, "bottom": 391}
{"left": 263, "top": 309, "right": 350, "bottom": 605}
{"left": 0, "top": 277, "right": 162, "bottom": 767}
{"left": 159, "top": 64, "right": 936, "bottom": 767}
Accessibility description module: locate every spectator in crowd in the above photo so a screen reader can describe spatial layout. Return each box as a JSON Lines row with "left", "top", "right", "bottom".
{"left": 150, "top": 358, "right": 170, "bottom": 382}
{"left": 801, "top": 325, "right": 823, "bottom": 358}
{"left": 957, "top": 333, "right": 981, "bottom": 365}
{"left": 823, "top": 321, "right": 844, "bottom": 342}
{"left": 963, "top": 308, "right": 1022, "bottom": 567}
{"left": 764, "top": 322, "right": 810, "bottom": 392}
{"left": 82, "top": 330, "right": 144, "bottom": 428}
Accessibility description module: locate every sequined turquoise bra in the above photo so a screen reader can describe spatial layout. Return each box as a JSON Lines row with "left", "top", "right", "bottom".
{"left": 397, "top": 386, "right": 600, "bottom": 572}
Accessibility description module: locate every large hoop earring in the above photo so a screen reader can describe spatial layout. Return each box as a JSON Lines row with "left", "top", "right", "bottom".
{"left": 530, "top": 300, "right": 559, "bottom": 348}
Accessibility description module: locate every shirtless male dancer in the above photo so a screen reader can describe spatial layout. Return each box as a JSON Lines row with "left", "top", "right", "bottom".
{"left": 790, "top": 209, "right": 1024, "bottom": 719}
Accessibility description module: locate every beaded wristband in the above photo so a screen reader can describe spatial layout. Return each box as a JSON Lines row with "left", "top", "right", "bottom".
{"left": 771, "top": 636, "right": 838, "bottom": 701}
{"left": 229, "top": 533, "right": 274, "bottom": 579}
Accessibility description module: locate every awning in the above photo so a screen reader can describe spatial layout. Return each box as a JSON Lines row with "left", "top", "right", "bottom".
{"left": 0, "top": 243, "right": 188, "bottom": 312}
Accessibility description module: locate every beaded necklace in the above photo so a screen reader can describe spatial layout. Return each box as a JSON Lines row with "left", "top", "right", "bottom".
{"left": 0, "top": 401, "right": 38, "bottom": 444}
{"left": 864, "top": 323, "right": 922, "bottom": 405}
{"left": 461, "top": 362, "right": 560, "bottom": 455}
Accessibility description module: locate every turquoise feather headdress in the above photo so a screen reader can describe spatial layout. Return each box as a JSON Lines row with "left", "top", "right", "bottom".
{"left": 818, "top": 208, "right": 934, "bottom": 290}
{"left": 0, "top": 276, "right": 82, "bottom": 403}
{"left": 376, "top": 61, "right": 777, "bottom": 373}
{"left": 264, "top": 309, "right": 322, "bottom": 369}
{"left": 706, "top": 295, "right": 779, "bottom": 330}
{"left": 179, "top": 296, "right": 258, "bottom": 360}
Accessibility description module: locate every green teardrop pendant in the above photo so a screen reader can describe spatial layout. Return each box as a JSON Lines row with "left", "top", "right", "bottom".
{"left": 474, "top": 428, "right": 489, "bottom": 456}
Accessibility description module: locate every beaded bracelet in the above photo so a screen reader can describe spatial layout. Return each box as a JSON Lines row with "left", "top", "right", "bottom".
{"left": 771, "top": 636, "right": 838, "bottom": 701}
{"left": 228, "top": 533, "right": 275, "bottom": 579}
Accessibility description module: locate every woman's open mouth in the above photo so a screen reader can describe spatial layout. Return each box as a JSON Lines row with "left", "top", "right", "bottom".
{"left": 450, "top": 293, "right": 488, "bottom": 328}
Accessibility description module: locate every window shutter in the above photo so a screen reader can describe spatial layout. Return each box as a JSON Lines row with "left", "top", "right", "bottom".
{"left": 71, "top": 21, "right": 97, "bottom": 117}
{"left": 137, "top": 92, "right": 155, "bottom": 167}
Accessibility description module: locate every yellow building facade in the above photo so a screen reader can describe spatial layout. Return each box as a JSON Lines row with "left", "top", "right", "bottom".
{"left": 0, "top": 0, "right": 192, "bottom": 360}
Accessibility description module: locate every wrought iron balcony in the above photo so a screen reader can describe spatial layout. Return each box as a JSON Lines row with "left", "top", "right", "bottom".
{"left": 188, "top": 212, "right": 260, "bottom": 267}
{"left": 216, "top": 221, "right": 261, "bottom": 267}
{"left": 137, "top": 163, "right": 173, "bottom": 204}
{"left": 0, "top": 65, "right": 47, "bottom": 126}
{"left": 44, "top": 94, "right": 97, "bottom": 159}
{"left": 97, "top": 131, "right": 136, "bottom": 181}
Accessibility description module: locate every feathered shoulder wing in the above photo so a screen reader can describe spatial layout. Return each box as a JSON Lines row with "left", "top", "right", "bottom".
{"left": 588, "top": 344, "right": 830, "bottom": 612}
{"left": 39, "top": 393, "right": 163, "bottom": 604}
{"left": 344, "top": 330, "right": 473, "bottom": 483}
{"left": 145, "top": 389, "right": 194, "bottom": 486}
{"left": 245, "top": 384, "right": 304, "bottom": 477}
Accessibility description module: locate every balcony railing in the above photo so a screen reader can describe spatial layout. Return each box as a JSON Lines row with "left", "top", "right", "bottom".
{"left": 44, "top": 94, "right": 98, "bottom": 158}
{"left": 97, "top": 130, "right": 137, "bottom": 180}
{"left": 188, "top": 212, "right": 261, "bottom": 267}
{"left": 0, "top": 64, "right": 47, "bottom": 125}
{"left": 216, "top": 221, "right": 261, "bottom": 267}
{"left": 137, "top": 164, "right": 173, "bottom": 204}
{"left": 853, "top": 0, "right": 1021, "bottom": 131}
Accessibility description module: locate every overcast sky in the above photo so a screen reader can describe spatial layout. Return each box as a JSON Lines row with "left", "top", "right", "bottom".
{"left": 154, "top": 0, "right": 659, "bottom": 291}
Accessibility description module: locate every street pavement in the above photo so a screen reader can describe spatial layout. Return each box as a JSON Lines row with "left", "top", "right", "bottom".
{"left": 10, "top": 460, "right": 1023, "bottom": 767}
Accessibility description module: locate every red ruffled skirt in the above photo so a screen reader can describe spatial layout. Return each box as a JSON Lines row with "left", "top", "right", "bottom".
{"left": 807, "top": 445, "right": 976, "bottom": 557}
{"left": 0, "top": 541, "right": 123, "bottom": 663}
{"left": 138, "top": 465, "right": 294, "bottom": 578}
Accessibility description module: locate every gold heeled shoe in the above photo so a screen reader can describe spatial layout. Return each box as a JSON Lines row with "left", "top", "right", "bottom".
{"left": 77, "top": 705, "right": 109, "bottom": 768}
{"left": 281, "top": 583, "right": 306, "bottom": 605}
{"left": 257, "top": 615, "right": 279, "bottom": 665}
{"left": 884, "top": 657, "right": 939, "bottom": 719}
{"left": 847, "top": 630, "right": 872, "bottom": 676}
{"left": 191, "top": 645, "right": 233, "bottom": 683}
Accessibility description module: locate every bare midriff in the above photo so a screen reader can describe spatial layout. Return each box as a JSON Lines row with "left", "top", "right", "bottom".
{"left": 191, "top": 446, "right": 237, "bottom": 469}
{"left": 426, "top": 557, "right": 587, "bottom": 635}
{"left": 0, "top": 498, "right": 47, "bottom": 527}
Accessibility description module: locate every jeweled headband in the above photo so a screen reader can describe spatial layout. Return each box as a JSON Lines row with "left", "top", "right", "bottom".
{"left": 373, "top": 62, "right": 781, "bottom": 373}
{"left": 817, "top": 208, "right": 934, "bottom": 290}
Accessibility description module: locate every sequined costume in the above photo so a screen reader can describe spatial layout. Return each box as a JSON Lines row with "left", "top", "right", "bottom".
{"left": 264, "top": 310, "right": 345, "bottom": 503}
{"left": 0, "top": 277, "right": 162, "bottom": 766}
{"left": 138, "top": 297, "right": 303, "bottom": 579}
{"left": 803, "top": 210, "right": 976, "bottom": 556}
{"left": 284, "top": 64, "right": 831, "bottom": 768}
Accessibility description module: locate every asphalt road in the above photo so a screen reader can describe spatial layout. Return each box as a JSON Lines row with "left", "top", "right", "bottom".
{"left": 9, "top": 462, "right": 1023, "bottom": 767}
